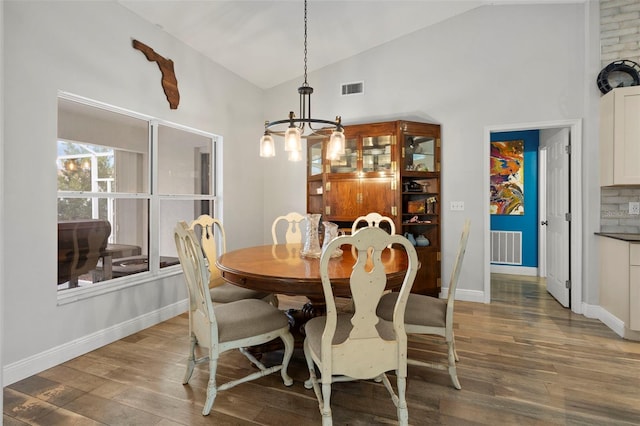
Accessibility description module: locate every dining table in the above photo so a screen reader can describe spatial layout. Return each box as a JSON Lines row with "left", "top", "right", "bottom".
{"left": 217, "top": 243, "right": 408, "bottom": 310}
{"left": 216, "top": 242, "right": 410, "bottom": 348}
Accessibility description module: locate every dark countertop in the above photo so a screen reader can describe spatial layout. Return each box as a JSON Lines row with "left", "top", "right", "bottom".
{"left": 595, "top": 232, "right": 640, "bottom": 242}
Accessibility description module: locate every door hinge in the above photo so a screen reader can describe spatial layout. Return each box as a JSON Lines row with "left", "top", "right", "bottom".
{"left": 325, "top": 205, "right": 331, "bottom": 215}
{"left": 565, "top": 145, "right": 571, "bottom": 155}
{"left": 325, "top": 182, "right": 331, "bottom": 192}
{"left": 565, "top": 280, "right": 571, "bottom": 289}
{"left": 565, "top": 212, "right": 571, "bottom": 222}
{"left": 391, "top": 206, "right": 397, "bottom": 216}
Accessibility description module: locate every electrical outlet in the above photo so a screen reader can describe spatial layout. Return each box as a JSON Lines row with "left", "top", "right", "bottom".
{"left": 450, "top": 201, "right": 465, "bottom": 211}
{"left": 630, "top": 202, "right": 640, "bottom": 215}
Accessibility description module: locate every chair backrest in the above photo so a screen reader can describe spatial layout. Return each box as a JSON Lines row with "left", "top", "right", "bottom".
{"left": 58, "top": 219, "right": 111, "bottom": 284}
{"left": 189, "top": 215, "right": 226, "bottom": 288}
{"left": 351, "top": 212, "right": 396, "bottom": 236}
{"left": 319, "top": 227, "right": 419, "bottom": 379}
{"left": 271, "top": 212, "right": 306, "bottom": 244}
{"left": 445, "top": 219, "right": 471, "bottom": 315}
{"left": 174, "top": 221, "right": 217, "bottom": 348}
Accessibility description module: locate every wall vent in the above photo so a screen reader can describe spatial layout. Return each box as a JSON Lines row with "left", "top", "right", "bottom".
{"left": 490, "top": 231, "right": 522, "bottom": 265}
{"left": 341, "top": 81, "right": 364, "bottom": 96}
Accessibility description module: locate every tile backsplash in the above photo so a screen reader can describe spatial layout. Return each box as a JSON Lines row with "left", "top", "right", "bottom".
{"left": 601, "top": 187, "right": 640, "bottom": 233}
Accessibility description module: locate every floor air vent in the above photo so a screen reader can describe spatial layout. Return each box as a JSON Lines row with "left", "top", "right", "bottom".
{"left": 341, "top": 81, "right": 364, "bottom": 96}
{"left": 490, "top": 231, "right": 522, "bottom": 265}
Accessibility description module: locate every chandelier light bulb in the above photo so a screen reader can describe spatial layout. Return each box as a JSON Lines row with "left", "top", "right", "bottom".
{"left": 284, "top": 126, "right": 302, "bottom": 152}
{"left": 326, "top": 131, "right": 345, "bottom": 160}
{"left": 260, "top": 133, "right": 276, "bottom": 157}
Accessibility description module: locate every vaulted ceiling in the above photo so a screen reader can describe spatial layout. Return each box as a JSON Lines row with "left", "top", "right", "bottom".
{"left": 118, "top": 1, "right": 492, "bottom": 89}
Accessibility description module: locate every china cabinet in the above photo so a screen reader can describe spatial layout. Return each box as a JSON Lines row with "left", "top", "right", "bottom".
{"left": 307, "top": 120, "right": 441, "bottom": 295}
{"left": 600, "top": 86, "right": 640, "bottom": 186}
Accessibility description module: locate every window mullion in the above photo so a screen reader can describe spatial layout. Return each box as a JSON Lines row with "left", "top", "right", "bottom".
{"left": 149, "top": 121, "right": 160, "bottom": 274}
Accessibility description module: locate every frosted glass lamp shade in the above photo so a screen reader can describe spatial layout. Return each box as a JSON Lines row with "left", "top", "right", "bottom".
{"left": 284, "top": 127, "right": 302, "bottom": 152}
{"left": 260, "top": 134, "right": 276, "bottom": 157}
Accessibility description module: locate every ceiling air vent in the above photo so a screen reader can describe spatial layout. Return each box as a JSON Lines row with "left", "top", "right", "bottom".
{"left": 341, "top": 81, "right": 364, "bottom": 96}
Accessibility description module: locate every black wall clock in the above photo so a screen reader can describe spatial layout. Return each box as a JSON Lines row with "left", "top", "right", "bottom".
{"left": 597, "top": 60, "right": 640, "bottom": 94}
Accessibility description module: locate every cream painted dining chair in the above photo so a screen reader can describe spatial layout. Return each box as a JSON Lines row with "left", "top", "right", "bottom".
{"left": 351, "top": 212, "right": 396, "bottom": 256}
{"left": 351, "top": 212, "right": 396, "bottom": 236}
{"left": 174, "top": 221, "right": 294, "bottom": 415}
{"left": 303, "top": 227, "right": 419, "bottom": 426}
{"left": 189, "top": 215, "right": 277, "bottom": 306}
{"left": 271, "top": 211, "right": 306, "bottom": 244}
{"left": 377, "top": 218, "right": 470, "bottom": 389}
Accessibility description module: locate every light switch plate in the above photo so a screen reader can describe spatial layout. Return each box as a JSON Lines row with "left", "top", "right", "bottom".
{"left": 630, "top": 202, "right": 640, "bottom": 215}
{"left": 450, "top": 201, "right": 465, "bottom": 211}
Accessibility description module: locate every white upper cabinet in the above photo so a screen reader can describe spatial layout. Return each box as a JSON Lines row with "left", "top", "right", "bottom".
{"left": 600, "top": 86, "right": 640, "bottom": 186}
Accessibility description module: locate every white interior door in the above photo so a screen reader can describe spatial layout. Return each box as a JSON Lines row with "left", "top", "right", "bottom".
{"left": 544, "top": 128, "right": 570, "bottom": 307}
{"left": 538, "top": 147, "right": 547, "bottom": 278}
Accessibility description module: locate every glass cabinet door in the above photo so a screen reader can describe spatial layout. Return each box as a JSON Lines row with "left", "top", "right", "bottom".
{"left": 362, "top": 135, "right": 393, "bottom": 172}
{"left": 329, "top": 137, "right": 358, "bottom": 173}
{"left": 404, "top": 135, "right": 435, "bottom": 172}
{"left": 308, "top": 140, "right": 323, "bottom": 176}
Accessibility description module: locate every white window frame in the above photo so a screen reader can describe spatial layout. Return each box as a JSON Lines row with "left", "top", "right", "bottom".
{"left": 57, "top": 92, "right": 220, "bottom": 304}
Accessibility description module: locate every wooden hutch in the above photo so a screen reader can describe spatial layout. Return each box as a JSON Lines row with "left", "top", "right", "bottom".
{"left": 307, "top": 120, "right": 441, "bottom": 296}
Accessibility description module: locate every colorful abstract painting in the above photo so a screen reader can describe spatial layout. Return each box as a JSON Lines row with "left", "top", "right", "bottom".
{"left": 490, "top": 140, "right": 524, "bottom": 215}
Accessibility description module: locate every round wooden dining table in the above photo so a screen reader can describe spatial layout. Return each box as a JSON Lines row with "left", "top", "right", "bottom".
{"left": 216, "top": 243, "right": 409, "bottom": 302}
{"left": 217, "top": 243, "right": 409, "bottom": 350}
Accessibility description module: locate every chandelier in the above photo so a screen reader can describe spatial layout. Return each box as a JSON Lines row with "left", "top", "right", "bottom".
{"left": 259, "top": 0, "right": 345, "bottom": 162}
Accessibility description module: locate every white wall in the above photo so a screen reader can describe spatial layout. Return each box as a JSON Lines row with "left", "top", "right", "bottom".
{"left": 262, "top": 3, "right": 601, "bottom": 303}
{"left": 1, "top": 0, "right": 6, "bottom": 410}
{"left": 2, "top": 1, "right": 266, "bottom": 383}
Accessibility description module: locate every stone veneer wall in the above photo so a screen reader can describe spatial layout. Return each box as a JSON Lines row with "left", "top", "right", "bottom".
{"left": 599, "top": 1, "right": 640, "bottom": 234}
{"left": 600, "top": 0, "right": 640, "bottom": 67}
{"left": 601, "top": 187, "right": 640, "bottom": 233}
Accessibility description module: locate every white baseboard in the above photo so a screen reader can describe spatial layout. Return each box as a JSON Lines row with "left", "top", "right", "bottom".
{"left": 3, "top": 299, "right": 188, "bottom": 386}
{"left": 441, "top": 287, "right": 486, "bottom": 303}
{"left": 594, "top": 305, "right": 626, "bottom": 338}
{"left": 580, "top": 302, "right": 600, "bottom": 320}
{"left": 490, "top": 265, "right": 538, "bottom": 276}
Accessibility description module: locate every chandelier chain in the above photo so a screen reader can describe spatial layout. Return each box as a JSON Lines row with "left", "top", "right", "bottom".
{"left": 303, "top": 0, "right": 308, "bottom": 87}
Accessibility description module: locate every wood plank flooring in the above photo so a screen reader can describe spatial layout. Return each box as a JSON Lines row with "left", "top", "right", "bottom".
{"left": 4, "top": 274, "right": 640, "bottom": 425}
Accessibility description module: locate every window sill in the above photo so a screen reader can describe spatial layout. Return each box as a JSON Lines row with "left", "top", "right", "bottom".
{"left": 57, "top": 266, "right": 183, "bottom": 306}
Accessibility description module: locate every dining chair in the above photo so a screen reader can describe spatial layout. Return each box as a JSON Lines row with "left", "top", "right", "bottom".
{"left": 174, "top": 221, "right": 294, "bottom": 415}
{"left": 351, "top": 212, "right": 396, "bottom": 255}
{"left": 271, "top": 211, "right": 306, "bottom": 244}
{"left": 351, "top": 212, "right": 396, "bottom": 236}
{"left": 377, "top": 218, "right": 470, "bottom": 389}
{"left": 303, "top": 227, "right": 419, "bottom": 426}
{"left": 189, "top": 215, "right": 278, "bottom": 306}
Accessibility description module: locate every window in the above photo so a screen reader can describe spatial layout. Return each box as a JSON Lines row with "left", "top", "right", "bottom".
{"left": 57, "top": 94, "right": 217, "bottom": 293}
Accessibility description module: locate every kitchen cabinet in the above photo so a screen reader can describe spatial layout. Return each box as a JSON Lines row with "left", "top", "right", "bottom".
{"left": 307, "top": 120, "right": 441, "bottom": 295}
{"left": 598, "top": 235, "right": 640, "bottom": 340}
{"left": 600, "top": 86, "right": 640, "bottom": 186}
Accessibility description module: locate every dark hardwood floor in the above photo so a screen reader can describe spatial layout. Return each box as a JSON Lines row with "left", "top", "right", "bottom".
{"left": 4, "top": 274, "right": 640, "bottom": 425}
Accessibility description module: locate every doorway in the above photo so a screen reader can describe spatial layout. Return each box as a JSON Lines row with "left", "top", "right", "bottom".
{"left": 483, "top": 120, "right": 583, "bottom": 314}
